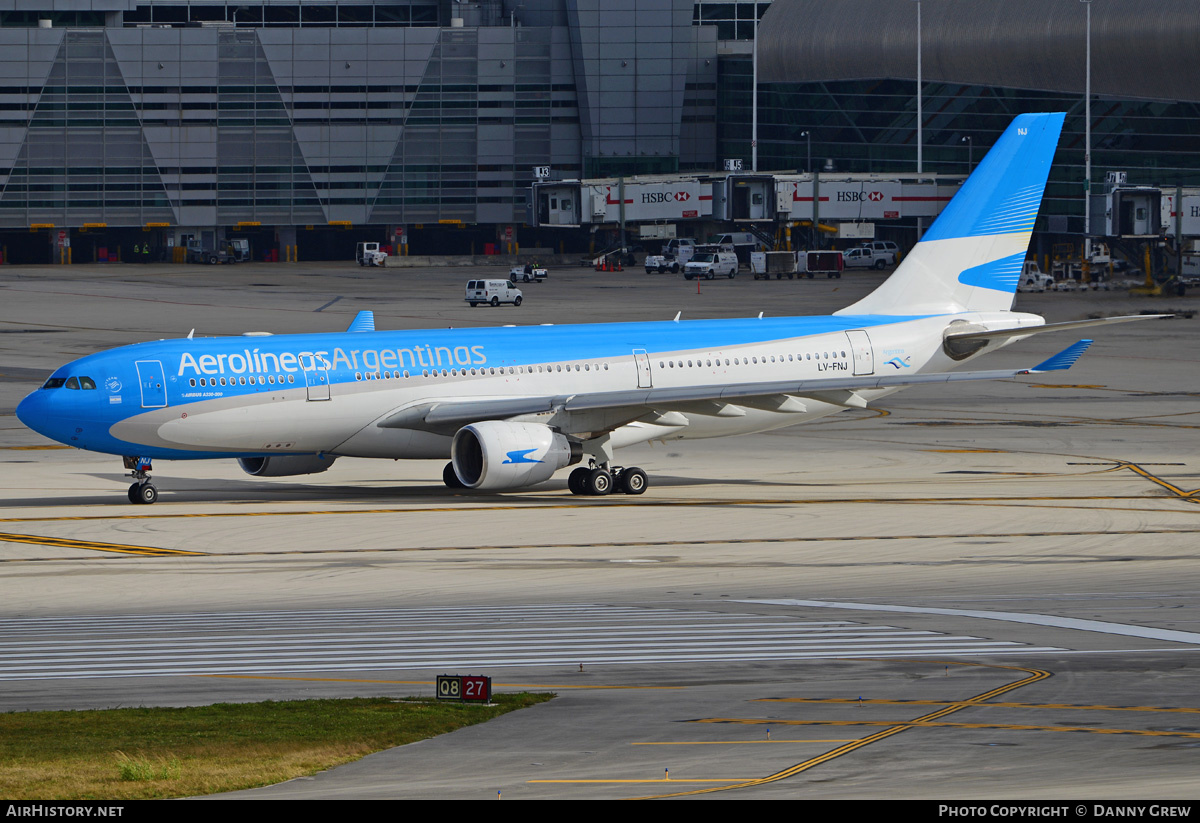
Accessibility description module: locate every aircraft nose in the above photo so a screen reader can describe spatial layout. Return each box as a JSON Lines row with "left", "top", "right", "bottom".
{"left": 16, "top": 389, "right": 63, "bottom": 443}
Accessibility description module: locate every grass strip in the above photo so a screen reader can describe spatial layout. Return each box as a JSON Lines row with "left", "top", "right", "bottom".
{"left": 0, "top": 694, "right": 553, "bottom": 799}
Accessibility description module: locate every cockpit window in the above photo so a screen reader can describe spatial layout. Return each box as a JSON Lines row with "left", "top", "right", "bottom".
{"left": 41, "top": 375, "right": 96, "bottom": 390}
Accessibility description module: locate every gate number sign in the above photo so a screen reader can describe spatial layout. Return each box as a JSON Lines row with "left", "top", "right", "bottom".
{"left": 436, "top": 674, "right": 492, "bottom": 703}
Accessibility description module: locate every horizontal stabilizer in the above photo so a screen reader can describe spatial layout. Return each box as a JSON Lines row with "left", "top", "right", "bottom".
{"left": 1023, "top": 340, "right": 1093, "bottom": 373}
{"left": 348, "top": 311, "right": 375, "bottom": 333}
{"left": 945, "top": 314, "right": 1170, "bottom": 344}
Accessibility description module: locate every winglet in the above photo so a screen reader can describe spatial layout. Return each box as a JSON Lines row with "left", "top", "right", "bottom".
{"left": 348, "top": 310, "right": 375, "bottom": 333}
{"left": 1023, "top": 339, "right": 1093, "bottom": 373}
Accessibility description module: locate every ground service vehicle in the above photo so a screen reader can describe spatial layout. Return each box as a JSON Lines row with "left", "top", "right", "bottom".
{"left": 644, "top": 238, "right": 697, "bottom": 273}
{"left": 1017, "top": 261, "right": 1055, "bottom": 292}
{"left": 859, "top": 240, "right": 900, "bottom": 260}
{"left": 751, "top": 251, "right": 799, "bottom": 279}
{"left": 465, "top": 280, "right": 523, "bottom": 307}
{"left": 185, "top": 241, "right": 234, "bottom": 265}
{"left": 843, "top": 247, "right": 892, "bottom": 270}
{"left": 356, "top": 242, "right": 389, "bottom": 267}
{"left": 683, "top": 250, "right": 738, "bottom": 279}
{"left": 510, "top": 264, "right": 548, "bottom": 283}
{"left": 707, "top": 233, "right": 759, "bottom": 269}
{"left": 800, "top": 251, "right": 843, "bottom": 279}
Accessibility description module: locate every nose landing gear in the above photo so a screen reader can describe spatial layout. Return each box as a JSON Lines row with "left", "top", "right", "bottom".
{"left": 123, "top": 456, "right": 159, "bottom": 505}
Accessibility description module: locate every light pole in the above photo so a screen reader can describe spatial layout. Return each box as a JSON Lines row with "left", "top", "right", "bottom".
{"left": 752, "top": 4, "right": 758, "bottom": 172}
{"left": 1081, "top": 0, "right": 1093, "bottom": 267}
{"left": 961, "top": 135, "right": 972, "bottom": 173}
{"left": 800, "top": 130, "right": 813, "bottom": 248}
{"left": 913, "top": 0, "right": 923, "bottom": 241}
{"left": 914, "top": 0, "right": 922, "bottom": 177}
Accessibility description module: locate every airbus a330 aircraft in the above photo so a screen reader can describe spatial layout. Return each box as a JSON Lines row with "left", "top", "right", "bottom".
{"left": 17, "top": 113, "right": 1153, "bottom": 504}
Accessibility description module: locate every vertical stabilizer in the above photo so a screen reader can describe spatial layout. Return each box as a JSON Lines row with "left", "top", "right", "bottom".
{"left": 837, "top": 112, "right": 1065, "bottom": 317}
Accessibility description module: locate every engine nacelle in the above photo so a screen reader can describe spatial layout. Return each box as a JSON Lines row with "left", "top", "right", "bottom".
{"left": 238, "top": 454, "right": 337, "bottom": 477}
{"left": 451, "top": 421, "right": 581, "bottom": 490}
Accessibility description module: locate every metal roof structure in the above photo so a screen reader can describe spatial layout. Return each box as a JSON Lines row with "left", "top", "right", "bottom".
{"left": 758, "top": 0, "right": 1200, "bottom": 103}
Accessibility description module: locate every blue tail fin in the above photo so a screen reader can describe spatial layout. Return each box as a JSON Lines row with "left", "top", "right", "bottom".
{"left": 837, "top": 112, "right": 1065, "bottom": 317}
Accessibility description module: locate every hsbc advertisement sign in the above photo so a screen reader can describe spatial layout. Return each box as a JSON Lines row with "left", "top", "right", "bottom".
{"left": 588, "top": 181, "right": 713, "bottom": 222}
{"left": 777, "top": 179, "right": 952, "bottom": 220}
{"left": 1163, "top": 192, "right": 1200, "bottom": 236}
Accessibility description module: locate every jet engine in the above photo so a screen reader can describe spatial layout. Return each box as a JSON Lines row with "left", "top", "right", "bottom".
{"left": 237, "top": 454, "right": 337, "bottom": 477}
{"left": 451, "top": 421, "right": 581, "bottom": 490}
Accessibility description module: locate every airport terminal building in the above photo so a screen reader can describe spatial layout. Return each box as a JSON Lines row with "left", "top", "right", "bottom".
{"left": 1, "top": 0, "right": 1197, "bottom": 264}
{"left": 0, "top": 0, "right": 719, "bottom": 262}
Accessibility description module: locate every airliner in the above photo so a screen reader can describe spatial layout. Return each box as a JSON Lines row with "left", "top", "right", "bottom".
{"left": 16, "top": 113, "right": 1153, "bottom": 504}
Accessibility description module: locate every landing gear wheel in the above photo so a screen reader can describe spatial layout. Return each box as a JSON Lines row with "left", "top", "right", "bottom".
{"left": 618, "top": 467, "right": 648, "bottom": 495}
{"left": 568, "top": 467, "right": 590, "bottom": 495}
{"left": 128, "top": 482, "right": 158, "bottom": 505}
{"left": 584, "top": 468, "right": 612, "bottom": 496}
{"left": 442, "top": 462, "right": 466, "bottom": 489}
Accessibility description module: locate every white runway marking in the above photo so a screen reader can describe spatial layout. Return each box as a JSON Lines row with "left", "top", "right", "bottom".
{"left": 0, "top": 605, "right": 1064, "bottom": 681}
{"left": 742, "top": 599, "right": 1200, "bottom": 645}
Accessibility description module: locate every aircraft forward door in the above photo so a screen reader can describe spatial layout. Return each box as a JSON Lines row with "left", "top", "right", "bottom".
{"left": 633, "top": 349, "right": 653, "bottom": 388}
{"left": 303, "top": 355, "right": 331, "bottom": 401}
{"left": 134, "top": 360, "right": 167, "bottom": 408}
{"left": 845, "top": 330, "right": 875, "bottom": 375}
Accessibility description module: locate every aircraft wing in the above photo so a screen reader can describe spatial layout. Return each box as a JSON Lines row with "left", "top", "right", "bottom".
{"left": 378, "top": 340, "right": 1093, "bottom": 434}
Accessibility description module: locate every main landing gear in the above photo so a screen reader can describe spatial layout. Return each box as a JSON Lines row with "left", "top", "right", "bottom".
{"left": 567, "top": 463, "right": 648, "bottom": 496}
{"left": 123, "top": 456, "right": 158, "bottom": 505}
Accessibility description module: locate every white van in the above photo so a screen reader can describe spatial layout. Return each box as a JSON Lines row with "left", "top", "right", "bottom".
{"left": 465, "top": 279, "right": 523, "bottom": 307}
{"left": 684, "top": 250, "right": 738, "bottom": 280}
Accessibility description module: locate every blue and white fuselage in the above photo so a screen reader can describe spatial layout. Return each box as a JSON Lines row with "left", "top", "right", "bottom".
{"left": 17, "top": 112, "right": 1139, "bottom": 500}
{"left": 18, "top": 310, "right": 998, "bottom": 459}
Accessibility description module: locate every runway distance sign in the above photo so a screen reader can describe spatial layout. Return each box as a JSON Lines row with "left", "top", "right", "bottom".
{"left": 436, "top": 674, "right": 493, "bottom": 703}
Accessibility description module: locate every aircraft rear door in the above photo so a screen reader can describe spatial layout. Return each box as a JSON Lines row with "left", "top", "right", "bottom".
{"left": 844, "top": 330, "right": 875, "bottom": 376}
{"left": 134, "top": 360, "right": 167, "bottom": 408}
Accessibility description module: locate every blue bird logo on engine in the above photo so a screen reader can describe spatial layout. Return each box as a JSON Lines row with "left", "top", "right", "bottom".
{"left": 503, "top": 449, "right": 542, "bottom": 465}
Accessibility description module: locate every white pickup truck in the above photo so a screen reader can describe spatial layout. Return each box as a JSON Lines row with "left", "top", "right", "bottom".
{"left": 842, "top": 245, "right": 895, "bottom": 270}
